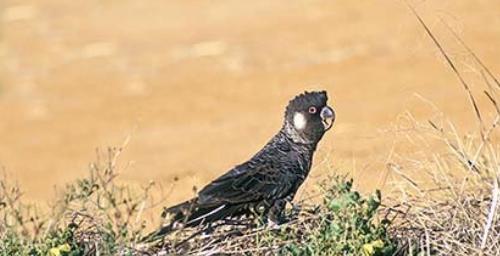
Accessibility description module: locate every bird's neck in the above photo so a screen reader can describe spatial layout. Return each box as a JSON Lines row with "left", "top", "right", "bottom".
{"left": 278, "top": 127, "right": 318, "bottom": 152}
{"left": 281, "top": 122, "right": 319, "bottom": 149}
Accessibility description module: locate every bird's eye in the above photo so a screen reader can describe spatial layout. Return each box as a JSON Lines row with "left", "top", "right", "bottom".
{"left": 308, "top": 106, "right": 317, "bottom": 114}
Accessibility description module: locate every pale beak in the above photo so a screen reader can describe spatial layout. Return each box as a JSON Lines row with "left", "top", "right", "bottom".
{"left": 320, "top": 106, "right": 335, "bottom": 131}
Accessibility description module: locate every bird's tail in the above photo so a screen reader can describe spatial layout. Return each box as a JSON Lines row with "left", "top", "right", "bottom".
{"left": 141, "top": 198, "right": 228, "bottom": 242}
{"left": 140, "top": 199, "right": 197, "bottom": 242}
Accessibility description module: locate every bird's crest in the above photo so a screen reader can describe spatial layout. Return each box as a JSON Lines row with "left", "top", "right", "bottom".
{"left": 285, "top": 91, "right": 328, "bottom": 116}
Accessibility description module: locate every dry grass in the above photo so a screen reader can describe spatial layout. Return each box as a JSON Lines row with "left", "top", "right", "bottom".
{"left": 0, "top": 143, "right": 165, "bottom": 255}
{"left": 380, "top": 4, "right": 500, "bottom": 255}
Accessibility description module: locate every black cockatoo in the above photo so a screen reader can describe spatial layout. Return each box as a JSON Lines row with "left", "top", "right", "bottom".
{"left": 144, "top": 91, "right": 335, "bottom": 241}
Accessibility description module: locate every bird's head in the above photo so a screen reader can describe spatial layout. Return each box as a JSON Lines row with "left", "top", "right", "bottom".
{"left": 283, "top": 90, "right": 335, "bottom": 144}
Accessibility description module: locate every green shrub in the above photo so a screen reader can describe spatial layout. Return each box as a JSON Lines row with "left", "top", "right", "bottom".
{"left": 279, "top": 177, "right": 396, "bottom": 256}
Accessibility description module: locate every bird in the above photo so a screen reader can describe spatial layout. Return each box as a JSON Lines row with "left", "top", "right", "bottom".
{"left": 143, "top": 90, "right": 335, "bottom": 241}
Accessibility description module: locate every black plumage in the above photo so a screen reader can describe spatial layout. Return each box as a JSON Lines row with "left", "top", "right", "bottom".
{"left": 144, "top": 91, "right": 335, "bottom": 240}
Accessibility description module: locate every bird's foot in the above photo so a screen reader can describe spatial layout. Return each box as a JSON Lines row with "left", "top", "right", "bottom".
{"left": 266, "top": 219, "right": 281, "bottom": 230}
{"left": 266, "top": 213, "right": 288, "bottom": 230}
{"left": 290, "top": 202, "right": 301, "bottom": 213}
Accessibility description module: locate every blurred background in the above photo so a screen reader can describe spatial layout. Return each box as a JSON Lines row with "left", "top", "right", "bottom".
{"left": 0, "top": 0, "right": 499, "bottom": 205}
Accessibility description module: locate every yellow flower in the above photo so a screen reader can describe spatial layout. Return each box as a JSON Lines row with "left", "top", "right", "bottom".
{"left": 362, "top": 239, "right": 384, "bottom": 256}
{"left": 47, "top": 243, "right": 71, "bottom": 256}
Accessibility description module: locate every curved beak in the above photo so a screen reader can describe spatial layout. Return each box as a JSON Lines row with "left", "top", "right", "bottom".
{"left": 320, "top": 106, "right": 335, "bottom": 131}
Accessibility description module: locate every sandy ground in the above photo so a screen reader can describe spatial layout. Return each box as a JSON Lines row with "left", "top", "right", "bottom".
{"left": 1, "top": 0, "right": 499, "bottom": 206}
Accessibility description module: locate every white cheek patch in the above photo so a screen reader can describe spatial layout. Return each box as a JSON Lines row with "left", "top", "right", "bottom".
{"left": 293, "top": 112, "right": 307, "bottom": 130}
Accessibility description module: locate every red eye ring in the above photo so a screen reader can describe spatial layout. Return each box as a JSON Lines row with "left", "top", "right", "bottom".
{"left": 308, "top": 106, "right": 317, "bottom": 114}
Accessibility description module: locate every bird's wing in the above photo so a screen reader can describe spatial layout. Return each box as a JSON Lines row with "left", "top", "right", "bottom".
{"left": 197, "top": 160, "right": 297, "bottom": 206}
